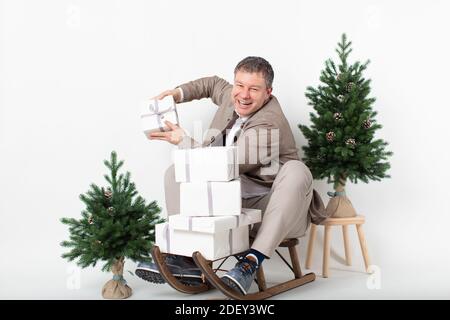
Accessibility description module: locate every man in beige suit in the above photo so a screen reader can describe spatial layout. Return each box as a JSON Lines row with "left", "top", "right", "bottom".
{"left": 136, "top": 57, "right": 327, "bottom": 294}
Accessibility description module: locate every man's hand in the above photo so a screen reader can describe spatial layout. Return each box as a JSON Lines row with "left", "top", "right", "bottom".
{"left": 153, "top": 89, "right": 182, "bottom": 103}
{"left": 148, "top": 120, "right": 186, "bottom": 145}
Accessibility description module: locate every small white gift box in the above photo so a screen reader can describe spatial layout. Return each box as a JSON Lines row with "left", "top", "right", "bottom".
{"left": 180, "top": 180, "right": 241, "bottom": 216}
{"left": 140, "top": 95, "right": 179, "bottom": 135}
{"left": 173, "top": 146, "right": 239, "bottom": 182}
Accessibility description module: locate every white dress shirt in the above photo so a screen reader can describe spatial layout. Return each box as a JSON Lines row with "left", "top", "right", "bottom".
{"left": 226, "top": 113, "right": 271, "bottom": 199}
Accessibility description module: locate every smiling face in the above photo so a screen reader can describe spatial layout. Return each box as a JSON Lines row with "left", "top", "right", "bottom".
{"left": 231, "top": 71, "right": 273, "bottom": 117}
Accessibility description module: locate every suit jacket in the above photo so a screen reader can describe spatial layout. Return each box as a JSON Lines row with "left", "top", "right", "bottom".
{"left": 177, "top": 76, "right": 329, "bottom": 223}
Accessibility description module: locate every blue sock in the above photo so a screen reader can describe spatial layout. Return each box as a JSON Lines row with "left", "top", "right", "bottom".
{"left": 245, "top": 249, "right": 267, "bottom": 266}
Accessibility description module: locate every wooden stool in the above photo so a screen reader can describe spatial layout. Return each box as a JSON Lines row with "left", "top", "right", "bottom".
{"left": 305, "top": 215, "right": 371, "bottom": 278}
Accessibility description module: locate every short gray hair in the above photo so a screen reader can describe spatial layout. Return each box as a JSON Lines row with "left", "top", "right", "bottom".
{"left": 234, "top": 56, "right": 274, "bottom": 89}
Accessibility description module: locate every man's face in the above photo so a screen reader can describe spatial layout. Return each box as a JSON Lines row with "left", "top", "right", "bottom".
{"left": 231, "top": 71, "right": 272, "bottom": 117}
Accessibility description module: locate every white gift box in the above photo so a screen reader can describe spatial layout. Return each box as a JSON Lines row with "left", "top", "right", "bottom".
{"left": 169, "top": 208, "right": 261, "bottom": 232}
{"left": 154, "top": 221, "right": 251, "bottom": 260}
{"left": 140, "top": 95, "right": 179, "bottom": 135}
{"left": 173, "top": 146, "right": 239, "bottom": 182}
{"left": 180, "top": 180, "right": 241, "bottom": 216}
{"left": 167, "top": 209, "right": 260, "bottom": 260}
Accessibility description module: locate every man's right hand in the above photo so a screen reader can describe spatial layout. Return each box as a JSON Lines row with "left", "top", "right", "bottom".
{"left": 153, "top": 88, "right": 182, "bottom": 103}
{"left": 148, "top": 120, "right": 186, "bottom": 145}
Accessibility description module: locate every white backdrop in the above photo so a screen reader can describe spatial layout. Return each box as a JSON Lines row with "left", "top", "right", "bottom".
{"left": 1, "top": 0, "right": 449, "bottom": 299}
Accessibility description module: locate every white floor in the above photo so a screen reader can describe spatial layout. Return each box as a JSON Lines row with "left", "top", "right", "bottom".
{"left": 2, "top": 224, "right": 448, "bottom": 300}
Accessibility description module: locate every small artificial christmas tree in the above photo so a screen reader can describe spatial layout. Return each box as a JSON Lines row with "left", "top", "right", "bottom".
{"left": 299, "top": 34, "right": 392, "bottom": 218}
{"left": 60, "top": 151, "right": 165, "bottom": 299}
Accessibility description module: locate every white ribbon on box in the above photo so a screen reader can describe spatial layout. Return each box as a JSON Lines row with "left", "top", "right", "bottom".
{"left": 207, "top": 181, "right": 213, "bottom": 216}
{"left": 155, "top": 223, "right": 172, "bottom": 253}
{"left": 163, "top": 224, "right": 171, "bottom": 253}
{"left": 228, "top": 229, "right": 234, "bottom": 255}
{"left": 141, "top": 96, "right": 179, "bottom": 133}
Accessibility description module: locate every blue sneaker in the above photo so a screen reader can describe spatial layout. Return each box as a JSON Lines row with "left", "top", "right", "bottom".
{"left": 135, "top": 255, "right": 203, "bottom": 286}
{"left": 221, "top": 258, "right": 258, "bottom": 295}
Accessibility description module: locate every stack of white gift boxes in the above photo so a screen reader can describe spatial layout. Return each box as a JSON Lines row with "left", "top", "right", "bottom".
{"left": 155, "top": 146, "right": 262, "bottom": 260}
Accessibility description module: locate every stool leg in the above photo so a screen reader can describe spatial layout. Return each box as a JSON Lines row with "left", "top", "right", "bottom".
{"left": 342, "top": 225, "right": 352, "bottom": 266}
{"left": 323, "top": 225, "right": 331, "bottom": 278}
{"left": 288, "top": 245, "right": 302, "bottom": 278}
{"left": 305, "top": 224, "right": 317, "bottom": 269}
{"left": 356, "top": 224, "right": 371, "bottom": 272}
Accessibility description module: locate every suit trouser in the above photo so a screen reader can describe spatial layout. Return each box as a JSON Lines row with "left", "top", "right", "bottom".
{"left": 164, "top": 160, "right": 313, "bottom": 258}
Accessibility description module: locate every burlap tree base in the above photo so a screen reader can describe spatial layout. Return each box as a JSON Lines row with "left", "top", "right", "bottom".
{"left": 325, "top": 180, "right": 357, "bottom": 218}
{"left": 102, "top": 257, "right": 132, "bottom": 299}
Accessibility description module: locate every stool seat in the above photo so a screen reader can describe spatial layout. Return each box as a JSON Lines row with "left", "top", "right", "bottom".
{"left": 320, "top": 215, "right": 365, "bottom": 226}
{"left": 306, "top": 214, "right": 371, "bottom": 278}
{"left": 249, "top": 237, "right": 299, "bottom": 248}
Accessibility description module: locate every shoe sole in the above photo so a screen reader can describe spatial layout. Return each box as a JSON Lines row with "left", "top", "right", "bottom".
{"left": 136, "top": 269, "right": 166, "bottom": 284}
{"left": 135, "top": 269, "right": 203, "bottom": 286}
{"left": 221, "top": 275, "right": 247, "bottom": 295}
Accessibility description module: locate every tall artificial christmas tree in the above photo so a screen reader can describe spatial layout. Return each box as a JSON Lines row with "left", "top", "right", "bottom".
{"left": 61, "top": 151, "right": 164, "bottom": 299}
{"left": 299, "top": 34, "right": 392, "bottom": 218}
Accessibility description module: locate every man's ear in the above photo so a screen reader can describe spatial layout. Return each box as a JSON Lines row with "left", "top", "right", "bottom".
{"left": 267, "top": 87, "right": 273, "bottom": 96}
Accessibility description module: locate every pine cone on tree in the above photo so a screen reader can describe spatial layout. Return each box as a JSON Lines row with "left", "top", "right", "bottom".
{"left": 334, "top": 112, "right": 343, "bottom": 121}
{"left": 347, "top": 82, "right": 355, "bottom": 92}
{"left": 363, "top": 119, "right": 372, "bottom": 129}
{"left": 107, "top": 207, "right": 115, "bottom": 216}
{"left": 104, "top": 188, "right": 113, "bottom": 199}
{"left": 326, "top": 131, "right": 335, "bottom": 142}
{"left": 88, "top": 216, "right": 94, "bottom": 225}
{"left": 337, "top": 95, "right": 345, "bottom": 103}
{"left": 345, "top": 138, "right": 356, "bottom": 148}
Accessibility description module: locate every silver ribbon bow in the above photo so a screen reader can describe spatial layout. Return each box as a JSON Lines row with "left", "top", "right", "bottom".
{"left": 163, "top": 224, "right": 171, "bottom": 253}
{"left": 141, "top": 99, "right": 179, "bottom": 132}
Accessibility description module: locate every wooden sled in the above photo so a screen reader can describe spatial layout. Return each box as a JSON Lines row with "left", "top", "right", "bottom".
{"left": 192, "top": 238, "right": 315, "bottom": 300}
{"left": 152, "top": 238, "right": 315, "bottom": 300}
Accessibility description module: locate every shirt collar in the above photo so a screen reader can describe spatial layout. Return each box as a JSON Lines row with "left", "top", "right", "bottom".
{"left": 235, "top": 111, "right": 248, "bottom": 122}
